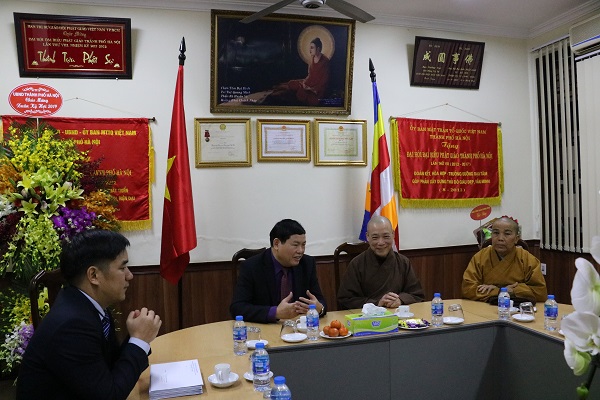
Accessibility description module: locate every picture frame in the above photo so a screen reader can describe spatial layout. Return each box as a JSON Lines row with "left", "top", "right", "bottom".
{"left": 13, "top": 12, "right": 132, "bottom": 79}
{"left": 257, "top": 119, "right": 311, "bottom": 162}
{"left": 210, "top": 9, "right": 355, "bottom": 115}
{"left": 410, "top": 36, "right": 485, "bottom": 89}
{"left": 194, "top": 118, "right": 251, "bottom": 167}
{"left": 313, "top": 119, "right": 367, "bottom": 166}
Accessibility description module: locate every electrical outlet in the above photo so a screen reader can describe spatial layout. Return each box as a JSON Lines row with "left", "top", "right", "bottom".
{"left": 541, "top": 263, "right": 547, "bottom": 275}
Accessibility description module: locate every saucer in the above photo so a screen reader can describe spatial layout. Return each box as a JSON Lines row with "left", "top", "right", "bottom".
{"left": 247, "top": 339, "right": 269, "bottom": 349}
{"left": 443, "top": 317, "right": 464, "bottom": 325}
{"left": 396, "top": 312, "right": 415, "bottom": 319}
{"left": 243, "top": 371, "right": 274, "bottom": 381}
{"left": 208, "top": 372, "right": 239, "bottom": 388}
{"left": 281, "top": 332, "right": 307, "bottom": 343}
{"left": 512, "top": 313, "right": 535, "bottom": 322}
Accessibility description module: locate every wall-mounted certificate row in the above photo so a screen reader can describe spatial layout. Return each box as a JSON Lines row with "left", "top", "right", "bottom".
{"left": 194, "top": 118, "right": 367, "bottom": 167}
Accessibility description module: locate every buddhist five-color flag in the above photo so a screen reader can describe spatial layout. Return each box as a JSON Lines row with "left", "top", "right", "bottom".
{"left": 359, "top": 59, "right": 399, "bottom": 249}
{"left": 160, "top": 38, "right": 197, "bottom": 284}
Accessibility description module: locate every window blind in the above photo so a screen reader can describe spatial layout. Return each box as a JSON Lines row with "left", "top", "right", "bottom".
{"left": 533, "top": 38, "right": 583, "bottom": 252}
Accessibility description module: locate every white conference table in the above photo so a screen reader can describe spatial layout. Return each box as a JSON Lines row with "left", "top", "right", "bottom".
{"left": 127, "top": 299, "right": 585, "bottom": 400}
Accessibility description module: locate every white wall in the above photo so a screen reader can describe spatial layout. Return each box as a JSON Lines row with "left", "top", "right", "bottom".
{"left": 0, "top": 1, "right": 537, "bottom": 265}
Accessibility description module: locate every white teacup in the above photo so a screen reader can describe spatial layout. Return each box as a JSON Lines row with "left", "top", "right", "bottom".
{"left": 396, "top": 305, "right": 410, "bottom": 315}
{"left": 510, "top": 300, "right": 514, "bottom": 309}
{"left": 295, "top": 315, "right": 307, "bottom": 329}
{"left": 215, "top": 363, "right": 231, "bottom": 383}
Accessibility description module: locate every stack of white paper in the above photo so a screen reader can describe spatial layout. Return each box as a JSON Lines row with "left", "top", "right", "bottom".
{"left": 149, "top": 359, "right": 204, "bottom": 400}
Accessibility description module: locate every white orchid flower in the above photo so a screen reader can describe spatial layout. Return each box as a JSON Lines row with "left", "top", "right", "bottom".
{"left": 592, "top": 236, "right": 600, "bottom": 265}
{"left": 572, "top": 258, "right": 600, "bottom": 315}
{"left": 564, "top": 338, "right": 592, "bottom": 376}
{"left": 561, "top": 312, "right": 600, "bottom": 355}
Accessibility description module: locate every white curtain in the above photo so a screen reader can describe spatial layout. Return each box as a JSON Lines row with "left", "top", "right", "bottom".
{"left": 576, "top": 54, "right": 600, "bottom": 251}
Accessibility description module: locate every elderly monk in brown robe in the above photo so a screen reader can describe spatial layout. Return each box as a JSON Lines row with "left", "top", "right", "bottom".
{"left": 462, "top": 216, "right": 547, "bottom": 303}
{"left": 337, "top": 216, "right": 424, "bottom": 309}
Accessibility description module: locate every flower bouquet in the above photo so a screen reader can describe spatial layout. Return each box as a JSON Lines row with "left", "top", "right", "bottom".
{"left": 562, "top": 236, "right": 600, "bottom": 399}
{"left": 0, "top": 119, "right": 120, "bottom": 376}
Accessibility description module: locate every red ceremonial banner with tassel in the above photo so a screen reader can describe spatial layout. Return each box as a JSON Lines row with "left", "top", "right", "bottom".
{"left": 1, "top": 116, "right": 152, "bottom": 230}
{"left": 391, "top": 117, "right": 502, "bottom": 208}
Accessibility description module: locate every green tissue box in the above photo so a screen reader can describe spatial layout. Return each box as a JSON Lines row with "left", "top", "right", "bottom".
{"left": 344, "top": 312, "right": 399, "bottom": 337}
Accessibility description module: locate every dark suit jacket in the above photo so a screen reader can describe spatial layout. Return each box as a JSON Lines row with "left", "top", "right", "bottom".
{"left": 16, "top": 286, "right": 148, "bottom": 400}
{"left": 230, "top": 248, "right": 327, "bottom": 323}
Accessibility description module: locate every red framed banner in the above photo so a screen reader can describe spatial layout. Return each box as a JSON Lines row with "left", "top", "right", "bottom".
{"left": 2, "top": 116, "right": 151, "bottom": 229}
{"left": 391, "top": 117, "right": 503, "bottom": 208}
{"left": 13, "top": 13, "right": 132, "bottom": 79}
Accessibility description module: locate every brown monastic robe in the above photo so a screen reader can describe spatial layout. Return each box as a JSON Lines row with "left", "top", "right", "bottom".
{"left": 461, "top": 246, "right": 547, "bottom": 303}
{"left": 337, "top": 248, "right": 425, "bottom": 310}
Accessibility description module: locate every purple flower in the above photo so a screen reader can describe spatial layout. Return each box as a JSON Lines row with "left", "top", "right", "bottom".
{"left": 52, "top": 206, "right": 96, "bottom": 240}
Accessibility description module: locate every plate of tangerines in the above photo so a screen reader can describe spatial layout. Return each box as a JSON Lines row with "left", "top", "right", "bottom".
{"left": 320, "top": 319, "right": 352, "bottom": 339}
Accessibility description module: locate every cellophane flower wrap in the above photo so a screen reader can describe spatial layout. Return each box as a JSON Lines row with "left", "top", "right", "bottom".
{"left": 0, "top": 120, "right": 120, "bottom": 376}
{"left": 563, "top": 235, "right": 600, "bottom": 399}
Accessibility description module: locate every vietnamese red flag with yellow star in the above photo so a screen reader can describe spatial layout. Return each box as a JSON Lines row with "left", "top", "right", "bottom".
{"left": 160, "top": 38, "right": 197, "bottom": 284}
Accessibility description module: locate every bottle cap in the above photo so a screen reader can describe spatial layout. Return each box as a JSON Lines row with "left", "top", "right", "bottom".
{"left": 434, "top": 292, "right": 440, "bottom": 297}
{"left": 274, "top": 376, "right": 285, "bottom": 384}
{"left": 235, "top": 315, "right": 243, "bottom": 321}
{"left": 500, "top": 287, "right": 507, "bottom": 292}
{"left": 309, "top": 304, "right": 316, "bottom": 309}
{"left": 255, "top": 342, "right": 265, "bottom": 349}
{"left": 548, "top": 294, "right": 555, "bottom": 300}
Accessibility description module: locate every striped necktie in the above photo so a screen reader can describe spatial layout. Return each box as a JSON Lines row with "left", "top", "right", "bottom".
{"left": 280, "top": 269, "right": 291, "bottom": 301}
{"left": 101, "top": 311, "right": 111, "bottom": 340}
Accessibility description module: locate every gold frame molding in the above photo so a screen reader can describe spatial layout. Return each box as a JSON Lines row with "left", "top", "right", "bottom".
{"left": 313, "top": 119, "right": 367, "bottom": 166}
{"left": 257, "top": 119, "right": 311, "bottom": 162}
{"left": 194, "top": 118, "right": 251, "bottom": 167}
{"left": 210, "top": 9, "right": 355, "bottom": 115}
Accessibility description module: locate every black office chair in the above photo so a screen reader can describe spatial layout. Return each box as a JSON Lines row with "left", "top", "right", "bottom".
{"left": 29, "top": 269, "right": 67, "bottom": 329}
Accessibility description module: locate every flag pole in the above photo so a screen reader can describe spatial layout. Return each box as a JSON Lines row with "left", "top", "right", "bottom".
{"left": 177, "top": 37, "right": 185, "bottom": 329}
{"left": 369, "top": 58, "right": 376, "bottom": 83}
{"left": 179, "top": 37, "right": 186, "bottom": 65}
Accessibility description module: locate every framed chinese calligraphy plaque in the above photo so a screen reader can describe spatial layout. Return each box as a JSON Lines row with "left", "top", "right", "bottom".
{"left": 410, "top": 36, "right": 484, "bottom": 89}
{"left": 13, "top": 13, "right": 132, "bottom": 79}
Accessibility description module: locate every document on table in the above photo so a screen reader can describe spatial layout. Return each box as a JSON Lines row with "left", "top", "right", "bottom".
{"left": 149, "top": 359, "right": 204, "bottom": 400}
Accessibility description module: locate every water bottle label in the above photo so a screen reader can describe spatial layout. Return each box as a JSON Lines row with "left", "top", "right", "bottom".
{"left": 307, "top": 314, "right": 319, "bottom": 328}
{"left": 253, "top": 355, "right": 270, "bottom": 374}
{"left": 432, "top": 303, "right": 443, "bottom": 316}
{"left": 545, "top": 305, "right": 558, "bottom": 318}
{"left": 234, "top": 326, "right": 247, "bottom": 341}
{"left": 498, "top": 296, "right": 510, "bottom": 308}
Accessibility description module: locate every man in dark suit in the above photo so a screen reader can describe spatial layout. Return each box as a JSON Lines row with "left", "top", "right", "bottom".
{"left": 17, "top": 230, "right": 162, "bottom": 400}
{"left": 230, "top": 219, "right": 327, "bottom": 323}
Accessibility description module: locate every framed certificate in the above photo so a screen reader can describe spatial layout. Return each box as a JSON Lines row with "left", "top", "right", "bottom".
{"left": 257, "top": 119, "right": 311, "bottom": 162}
{"left": 314, "top": 119, "right": 367, "bottom": 166}
{"left": 194, "top": 118, "right": 251, "bottom": 167}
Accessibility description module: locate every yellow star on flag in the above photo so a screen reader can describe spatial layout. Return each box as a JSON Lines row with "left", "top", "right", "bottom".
{"left": 164, "top": 155, "right": 176, "bottom": 201}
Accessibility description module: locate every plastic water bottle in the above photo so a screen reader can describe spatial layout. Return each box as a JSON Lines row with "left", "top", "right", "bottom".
{"left": 306, "top": 304, "right": 319, "bottom": 341}
{"left": 270, "top": 376, "right": 292, "bottom": 399}
{"left": 233, "top": 315, "right": 247, "bottom": 355}
{"left": 544, "top": 294, "right": 559, "bottom": 331}
{"left": 253, "top": 342, "right": 271, "bottom": 392}
{"left": 431, "top": 293, "right": 443, "bottom": 327}
{"left": 498, "top": 287, "right": 511, "bottom": 320}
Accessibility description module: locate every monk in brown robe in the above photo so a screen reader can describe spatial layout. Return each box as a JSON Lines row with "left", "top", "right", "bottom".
{"left": 462, "top": 216, "right": 547, "bottom": 303}
{"left": 337, "top": 216, "right": 424, "bottom": 309}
